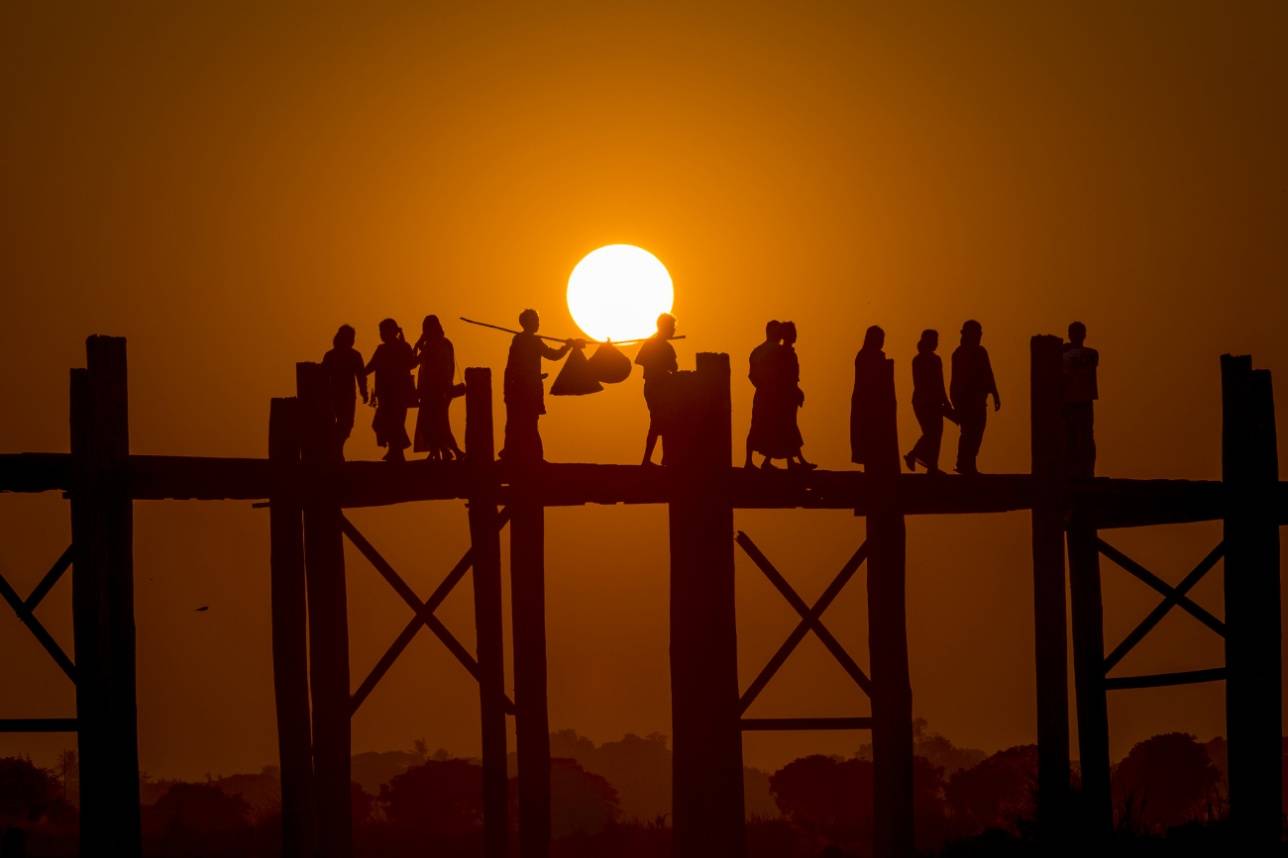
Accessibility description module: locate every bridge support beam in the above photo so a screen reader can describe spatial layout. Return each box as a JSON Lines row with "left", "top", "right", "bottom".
{"left": 466, "top": 368, "right": 509, "bottom": 858}
{"left": 1221, "top": 355, "right": 1282, "bottom": 850}
{"left": 296, "top": 363, "right": 352, "bottom": 858}
{"left": 865, "top": 356, "right": 914, "bottom": 858}
{"left": 70, "top": 336, "right": 142, "bottom": 857}
{"left": 269, "top": 397, "right": 315, "bottom": 858}
{"left": 1067, "top": 508, "right": 1111, "bottom": 836}
{"left": 511, "top": 485, "right": 551, "bottom": 858}
{"left": 668, "top": 353, "right": 746, "bottom": 858}
{"left": 1028, "top": 335, "right": 1071, "bottom": 831}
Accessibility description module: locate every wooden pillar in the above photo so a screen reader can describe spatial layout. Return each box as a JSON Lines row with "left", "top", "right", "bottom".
{"left": 69, "top": 336, "right": 142, "bottom": 857}
{"left": 1066, "top": 509, "right": 1111, "bottom": 836}
{"left": 465, "top": 368, "right": 508, "bottom": 858}
{"left": 668, "top": 353, "right": 746, "bottom": 858}
{"left": 865, "top": 357, "right": 913, "bottom": 858}
{"left": 1028, "top": 335, "right": 1071, "bottom": 829}
{"left": 269, "top": 397, "right": 315, "bottom": 858}
{"left": 296, "top": 363, "right": 352, "bottom": 858}
{"left": 510, "top": 483, "right": 550, "bottom": 858}
{"left": 1221, "top": 355, "right": 1282, "bottom": 850}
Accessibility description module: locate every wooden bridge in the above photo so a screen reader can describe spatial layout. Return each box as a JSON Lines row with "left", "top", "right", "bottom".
{"left": 1, "top": 335, "right": 1284, "bottom": 857}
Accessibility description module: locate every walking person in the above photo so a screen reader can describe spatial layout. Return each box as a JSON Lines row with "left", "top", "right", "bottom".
{"left": 745, "top": 320, "right": 784, "bottom": 469}
{"left": 636, "top": 312, "right": 678, "bottom": 466}
{"left": 365, "top": 318, "right": 416, "bottom": 462}
{"left": 1062, "top": 320, "right": 1099, "bottom": 478}
{"left": 949, "top": 319, "right": 1001, "bottom": 475}
{"left": 850, "top": 325, "right": 887, "bottom": 469}
{"left": 320, "top": 324, "right": 367, "bottom": 460}
{"left": 413, "top": 315, "right": 465, "bottom": 462}
{"left": 501, "top": 308, "right": 576, "bottom": 465}
{"left": 904, "top": 329, "right": 954, "bottom": 474}
{"left": 777, "top": 321, "right": 815, "bottom": 470}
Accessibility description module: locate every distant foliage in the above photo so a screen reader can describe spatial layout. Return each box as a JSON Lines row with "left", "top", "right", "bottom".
{"left": 0, "top": 757, "right": 62, "bottom": 823}
{"left": 944, "top": 745, "right": 1038, "bottom": 836}
{"left": 1111, "top": 732, "right": 1221, "bottom": 832}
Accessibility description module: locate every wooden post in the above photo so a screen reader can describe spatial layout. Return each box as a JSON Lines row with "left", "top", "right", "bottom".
{"left": 465, "top": 368, "right": 508, "bottom": 858}
{"left": 269, "top": 397, "right": 315, "bottom": 858}
{"left": 1221, "top": 355, "right": 1282, "bottom": 850}
{"left": 668, "top": 353, "right": 746, "bottom": 858}
{"left": 1066, "top": 509, "right": 1111, "bottom": 836}
{"left": 510, "top": 482, "right": 550, "bottom": 858}
{"left": 865, "top": 357, "right": 913, "bottom": 858}
{"left": 1028, "top": 335, "right": 1071, "bottom": 829}
{"left": 69, "top": 336, "right": 142, "bottom": 857}
{"left": 296, "top": 363, "right": 352, "bottom": 858}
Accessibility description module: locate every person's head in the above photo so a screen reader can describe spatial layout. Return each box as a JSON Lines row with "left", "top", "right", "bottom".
{"left": 656, "top": 313, "right": 676, "bottom": 339}
{"left": 781, "top": 321, "right": 797, "bottom": 345}
{"left": 765, "top": 319, "right": 782, "bottom": 342}
{"left": 863, "top": 324, "right": 885, "bottom": 351}
{"left": 378, "top": 318, "right": 400, "bottom": 343}
{"left": 519, "top": 308, "right": 540, "bottom": 333}
{"left": 917, "top": 328, "right": 938, "bottom": 353}
{"left": 421, "top": 314, "right": 444, "bottom": 340}
{"left": 961, "top": 319, "right": 982, "bottom": 346}
{"left": 1068, "top": 320, "right": 1087, "bottom": 346}
{"left": 333, "top": 324, "right": 355, "bottom": 350}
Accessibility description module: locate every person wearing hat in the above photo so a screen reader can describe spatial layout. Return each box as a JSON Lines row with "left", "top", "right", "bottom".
{"left": 949, "top": 319, "right": 1001, "bottom": 475}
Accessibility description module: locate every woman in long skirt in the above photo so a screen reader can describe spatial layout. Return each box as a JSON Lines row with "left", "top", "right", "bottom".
{"left": 365, "top": 318, "right": 416, "bottom": 462}
{"left": 777, "top": 321, "right": 815, "bottom": 470}
{"left": 413, "top": 315, "right": 464, "bottom": 461}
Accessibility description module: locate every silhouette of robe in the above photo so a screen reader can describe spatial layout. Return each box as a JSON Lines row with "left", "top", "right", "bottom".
{"left": 321, "top": 345, "right": 366, "bottom": 445}
{"left": 502, "top": 331, "right": 567, "bottom": 464}
{"left": 776, "top": 343, "right": 805, "bottom": 456}
{"left": 908, "top": 351, "right": 951, "bottom": 471}
{"left": 747, "top": 339, "right": 782, "bottom": 456}
{"left": 1062, "top": 342, "right": 1099, "bottom": 478}
{"left": 413, "top": 335, "right": 459, "bottom": 455}
{"left": 367, "top": 340, "right": 416, "bottom": 452}
{"left": 850, "top": 344, "right": 886, "bottom": 465}
{"left": 950, "top": 343, "right": 998, "bottom": 474}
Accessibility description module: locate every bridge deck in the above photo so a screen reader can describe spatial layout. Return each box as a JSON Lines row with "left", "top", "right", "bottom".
{"left": 2, "top": 452, "right": 1280, "bottom": 528}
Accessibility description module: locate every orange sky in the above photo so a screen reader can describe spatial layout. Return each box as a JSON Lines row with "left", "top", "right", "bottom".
{"left": 1, "top": 3, "right": 1286, "bottom": 780}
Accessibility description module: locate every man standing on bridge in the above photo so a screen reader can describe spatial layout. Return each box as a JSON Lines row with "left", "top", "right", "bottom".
{"left": 1062, "top": 320, "right": 1099, "bottom": 478}
{"left": 636, "top": 312, "right": 678, "bottom": 466}
{"left": 949, "top": 319, "right": 1001, "bottom": 475}
{"left": 501, "top": 308, "right": 576, "bottom": 465}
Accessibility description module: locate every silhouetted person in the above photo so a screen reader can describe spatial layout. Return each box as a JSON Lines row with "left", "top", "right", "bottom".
{"left": 745, "top": 320, "right": 783, "bottom": 469}
{"left": 413, "top": 315, "right": 465, "bottom": 462}
{"left": 365, "top": 318, "right": 416, "bottom": 462}
{"left": 636, "top": 312, "right": 678, "bottom": 466}
{"left": 905, "top": 329, "right": 953, "bottom": 474}
{"left": 321, "top": 324, "right": 367, "bottom": 459}
{"left": 850, "top": 325, "right": 887, "bottom": 469}
{"left": 949, "top": 319, "right": 1000, "bottom": 475}
{"left": 501, "top": 309, "right": 575, "bottom": 465}
{"left": 1062, "top": 320, "right": 1099, "bottom": 478}
{"left": 778, "top": 321, "right": 815, "bottom": 470}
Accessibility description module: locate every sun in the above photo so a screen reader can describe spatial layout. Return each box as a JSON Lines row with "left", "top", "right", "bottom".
{"left": 567, "top": 244, "right": 674, "bottom": 342}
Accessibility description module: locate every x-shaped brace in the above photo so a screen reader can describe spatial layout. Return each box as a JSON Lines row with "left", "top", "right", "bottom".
{"left": 0, "top": 545, "right": 75, "bottom": 682}
{"left": 1101, "top": 539, "right": 1226, "bottom": 674}
{"left": 735, "top": 531, "right": 871, "bottom": 714}
{"left": 340, "top": 512, "right": 516, "bottom": 716}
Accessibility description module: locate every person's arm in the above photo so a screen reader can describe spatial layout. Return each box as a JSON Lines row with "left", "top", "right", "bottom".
{"left": 985, "top": 352, "right": 1001, "bottom": 410}
{"left": 540, "top": 339, "right": 575, "bottom": 360}
{"left": 353, "top": 353, "right": 368, "bottom": 402}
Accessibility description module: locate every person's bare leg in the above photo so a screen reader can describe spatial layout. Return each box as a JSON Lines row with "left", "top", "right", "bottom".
{"left": 642, "top": 427, "right": 660, "bottom": 465}
{"left": 744, "top": 435, "right": 755, "bottom": 469}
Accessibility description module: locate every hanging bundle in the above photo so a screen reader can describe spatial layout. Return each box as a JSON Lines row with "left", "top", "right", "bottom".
{"left": 550, "top": 345, "right": 603, "bottom": 396}
{"left": 586, "top": 341, "right": 632, "bottom": 384}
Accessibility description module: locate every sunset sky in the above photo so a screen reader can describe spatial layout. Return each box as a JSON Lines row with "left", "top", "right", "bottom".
{"left": 1, "top": 3, "right": 1285, "bottom": 781}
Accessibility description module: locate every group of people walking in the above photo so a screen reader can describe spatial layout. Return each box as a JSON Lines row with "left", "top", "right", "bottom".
{"left": 321, "top": 315, "right": 464, "bottom": 463}
{"left": 317, "top": 311, "right": 1098, "bottom": 479}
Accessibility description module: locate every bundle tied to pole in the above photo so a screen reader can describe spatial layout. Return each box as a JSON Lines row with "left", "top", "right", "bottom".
{"left": 460, "top": 316, "right": 681, "bottom": 396}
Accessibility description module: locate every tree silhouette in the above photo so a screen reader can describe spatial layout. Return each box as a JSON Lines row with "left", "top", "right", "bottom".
{"left": 944, "top": 744, "right": 1038, "bottom": 836}
{"left": 549, "top": 757, "right": 620, "bottom": 837}
{"left": 0, "top": 757, "right": 61, "bottom": 824}
{"left": 378, "top": 758, "right": 483, "bottom": 838}
{"left": 1111, "top": 732, "right": 1221, "bottom": 832}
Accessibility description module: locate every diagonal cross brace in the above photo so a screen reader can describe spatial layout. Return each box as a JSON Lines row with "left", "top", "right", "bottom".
{"left": 340, "top": 511, "right": 516, "bottom": 716}
{"left": 738, "top": 539, "right": 870, "bottom": 713}
{"left": 735, "top": 531, "right": 873, "bottom": 705}
{"left": 0, "top": 546, "right": 76, "bottom": 682}
{"left": 1103, "top": 541, "right": 1225, "bottom": 674}
{"left": 1097, "top": 538, "right": 1226, "bottom": 643}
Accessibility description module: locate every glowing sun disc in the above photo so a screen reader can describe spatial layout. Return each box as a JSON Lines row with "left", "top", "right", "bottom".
{"left": 567, "top": 245, "right": 673, "bottom": 342}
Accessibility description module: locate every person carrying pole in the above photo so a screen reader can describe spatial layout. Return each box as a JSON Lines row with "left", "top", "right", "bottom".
{"left": 636, "top": 313, "right": 678, "bottom": 466}
{"left": 501, "top": 308, "right": 579, "bottom": 465}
